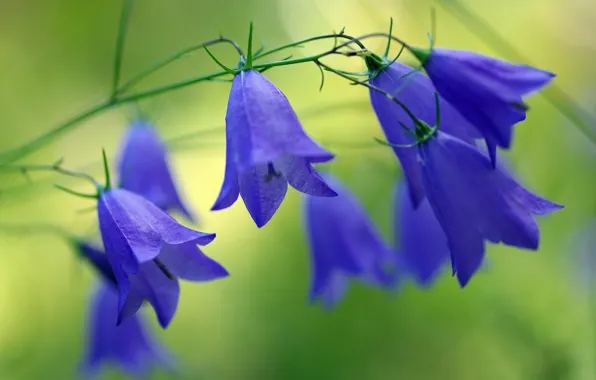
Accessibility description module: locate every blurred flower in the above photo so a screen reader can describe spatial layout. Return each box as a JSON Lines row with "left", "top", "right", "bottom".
{"left": 410, "top": 47, "right": 555, "bottom": 164}
{"left": 97, "top": 188, "right": 226, "bottom": 327}
{"left": 303, "top": 173, "right": 399, "bottom": 308}
{"left": 212, "top": 69, "right": 337, "bottom": 228}
{"left": 369, "top": 60, "right": 480, "bottom": 207}
{"left": 80, "top": 282, "right": 175, "bottom": 380}
{"left": 418, "top": 131, "right": 562, "bottom": 286}
{"left": 118, "top": 120, "right": 195, "bottom": 221}
{"left": 393, "top": 180, "right": 450, "bottom": 287}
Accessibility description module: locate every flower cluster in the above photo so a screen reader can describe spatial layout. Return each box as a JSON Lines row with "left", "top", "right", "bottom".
{"left": 0, "top": 13, "right": 567, "bottom": 378}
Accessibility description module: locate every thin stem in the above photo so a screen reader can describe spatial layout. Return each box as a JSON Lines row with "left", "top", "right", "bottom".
{"left": 7, "top": 162, "right": 101, "bottom": 190}
{"left": 316, "top": 60, "right": 419, "bottom": 122}
{"left": 255, "top": 32, "right": 366, "bottom": 61}
{"left": 112, "top": 0, "right": 135, "bottom": 98}
{"left": 434, "top": 0, "right": 596, "bottom": 147}
{"left": 117, "top": 37, "right": 243, "bottom": 95}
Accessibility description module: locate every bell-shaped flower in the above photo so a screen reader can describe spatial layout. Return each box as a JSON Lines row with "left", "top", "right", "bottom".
{"left": 370, "top": 60, "right": 480, "bottom": 207}
{"left": 212, "top": 69, "right": 337, "bottom": 228}
{"left": 417, "top": 131, "right": 562, "bottom": 286}
{"left": 80, "top": 281, "right": 175, "bottom": 379}
{"left": 303, "top": 173, "right": 399, "bottom": 308}
{"left": 411, "top": 47, "right": 555, "bottom": 163}
{"left": 97, "top": 188, "right": 228, "bottom": 328}
{"left": 118, "top": 119, "right": 195, "bottom": 221}
{"left": 393, "top": 180, "right": 450, "bottom": 287}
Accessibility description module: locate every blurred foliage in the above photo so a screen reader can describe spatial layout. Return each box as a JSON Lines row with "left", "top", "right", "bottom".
{"left": 1, "top": 0, "right": 596, "bottom": 379}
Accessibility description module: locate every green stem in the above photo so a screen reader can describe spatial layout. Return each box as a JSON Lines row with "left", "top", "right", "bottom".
{"left": 112, "top": 0, "right": 135, "bottom": 98}
{"left": 117, "top": 37, "right": 244, "bottom": 95}
{"left": 255, "top": 33, "right": 366, "bottom": 61}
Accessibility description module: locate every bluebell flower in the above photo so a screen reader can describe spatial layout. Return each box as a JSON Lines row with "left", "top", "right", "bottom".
{"left": 370, "top": 61, "right": 480, "bottom": 207}
{"left": 97, "top": 188, "right": 228, "bottom": 327}
{"left": 411, "top": 47, "right": 555, "bottom": 164}
{"left": 303, "top": 173, "right": 399, "bottom": 308}
{"left": 80, "top": 282, "right": 175, "bottom": 380}
{"left": 393, "top": 180, "right": 450, "bottom": 287}
{"left": 417, "top": 131, "right": 563, "bottom": 286}
{"left": 118, "top": 120, "right": 195, "bottom": 221}
{"left": 212, "top": 69, "right": 337, "bottom": 228}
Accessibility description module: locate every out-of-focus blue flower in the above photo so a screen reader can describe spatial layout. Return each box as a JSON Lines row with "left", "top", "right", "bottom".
{"left": 97, "top": 188, "right": 227, "bottom": 328}
{"left": 393, "top": 180, "right": 450, "bottom": 287}
{"left": 370, "top": 61, "right": 480, "bottom": 207}
{"left": 80, "top": 282, "right": 175, "bottom": 380}
{"left": 303, "top": 173, "right": 399, "bottom": 308}
{"left": 118, "top": 120, "right": 195, "bottom": 221}
{"left": 417, "top": 131, "right": 563, "bottom": 286}
{"left": 212, "top": 69, "right": 337, "bottom": 228}
{"left": 411, "top": 47, "right": 555, "bottom": 164}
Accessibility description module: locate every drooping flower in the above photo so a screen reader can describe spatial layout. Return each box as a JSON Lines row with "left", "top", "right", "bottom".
{"left": 410, "top": 47, "right": 555, "bottom": 164}
{"left": 303, "top": 173, "right": 399, "bottom": 308}
{"left": 212, "top": 69, "right": 337, "bottom": 228}
{"left": 80, "top": 282, "right": 175, "bottom": 379}
{"left": 393, "top": 180, "right": 450, "bottom": 287}
{"left": 370, "top": 60, "right": 480, "bottom": 207}
{"left": 417, "top": 131, "right": 563, "bottom": 286}
{"left": 118, "top": 119, "right": 195, "bottom": 221}
{"left": 97, "top": 188, "right": 228, "bottom": 328}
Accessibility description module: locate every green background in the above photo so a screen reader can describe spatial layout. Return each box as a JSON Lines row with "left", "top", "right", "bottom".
{"left": 1, "top": 0, "right": 595, "bottom": 379}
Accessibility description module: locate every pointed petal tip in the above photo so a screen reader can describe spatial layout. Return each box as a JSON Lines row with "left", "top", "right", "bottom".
{"left": 196, "top": 232, "right": 216, "bottom": 246}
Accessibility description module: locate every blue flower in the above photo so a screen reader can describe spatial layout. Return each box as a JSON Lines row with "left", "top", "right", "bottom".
{"left": 370, "top": 61, "right": 480, "bottom": 207}
{"left": 417, "top": 131, "right": 563, "bottom": 286}
{"left": 79, "top": 281, "right": 175, "bottom": 380}
{"left": 411, "top": 47, "right": 555, "bottom": 164}
{"left": 212, "top": 69, "right": 337, "bottom": 228}
{"left": 97, "top": 188, "right": 228, "bottom": 328}
{"left": 303, "top": 173, "right": 399, "bottom": 308}
{"left": 118, "top": 120, "right": 195, "bottom": 221}
{"left": 393, "top": 180, "right": 450, "bottom": 287}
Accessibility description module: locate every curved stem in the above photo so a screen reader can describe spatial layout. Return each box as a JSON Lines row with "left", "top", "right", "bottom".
{"left": 117, "top": 37, "right": 243, "bottom": 95}
{"left": 111, "top": 0, "right": 135, "bottom": 98}
{"left": 255, "top": 32, "right": 366, "bottom": 60}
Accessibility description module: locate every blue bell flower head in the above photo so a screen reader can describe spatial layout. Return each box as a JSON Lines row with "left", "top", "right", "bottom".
{"left": 97, "top": 188, "right": 228, "bottom": 328}
{"left": 79, "top": 281, "right": 175, "bottom": 380}
{"left": 303, "top": 173, "right": 399, "bottom": 308}
{"left": 417, "top": 131, "right": 562, "bottom": 286}
{"left": 212, "top": 69, "right": 337, "bottom": 228}
{"left": 411, "top": 47, "right": 555, "bottom": 164}
{"left": 393, "top": 180, "right": 450, "bottom": 287}
{"left": 118, "top": 119, "right": 195, "bottom": 221}
{"left": 370, "top": 60, "right": 481, "bottom": 207}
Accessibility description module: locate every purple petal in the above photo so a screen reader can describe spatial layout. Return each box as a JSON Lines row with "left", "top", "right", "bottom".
{"left": 276, "top": 156, "right": 338, "bottom": 197}
{"left": 159, "top": 242, "right": 229, "bottom": 282}
{"left": 319, "top": 273, "right": 350, "bottom": 309}
{"left": 303, "top": 173, "right": 399, "bottom": 305}
{"left": 226, "top": 70, "right": 333, "bottom": 170}
{"left": 80, "top": 282, "right": 175, "bottom": 379}
{"left": 126, "top": 261, "right": 181, "bottom": 329}
{"left": 211, "top": 130, "right": 241, "bottom": 211}
{"left": 423, "top": 48, "right": 554, "bottom": 149}
{"left": 238, "top": 163, "right": 288, "bottom": 228}
{"left": 369, "top": 62, "right": 479, "bottom": 207}
{"left": 118, "top": 120, "right": 195, "bottom": 221}
{"left": 394, "top": 181, "right": 450, "bottom": 287}
{"left": 418, "top": 132, "right": 556, "bottom": 286}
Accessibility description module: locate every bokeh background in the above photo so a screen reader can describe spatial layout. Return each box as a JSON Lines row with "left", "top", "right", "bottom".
{"left": 1, "top": 0, "right": 596, "bottom": 379}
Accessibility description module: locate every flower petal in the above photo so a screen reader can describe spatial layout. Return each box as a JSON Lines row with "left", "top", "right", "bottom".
{"left": 226, "top": 70, "right": 333, "bottom": 170}
{"left": 238, "top": 163, "right": 288, "bottom": 228}
{"left": 118, "top": 120, "right": 195, "bottom": 221}
{"left": 277, "top": 156, "right": 337, "bottom": 197}
{"left": 394, "top": 181, "right": 450, "bottom": 287}
{"left": 418, "top": 132, "right": 553, "bottom": 285}
{"left": 211, "top": 130, "right": 241, "bottom": 211}
{"left": 159, "top": 242, "right": 229, "bottom": 282}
